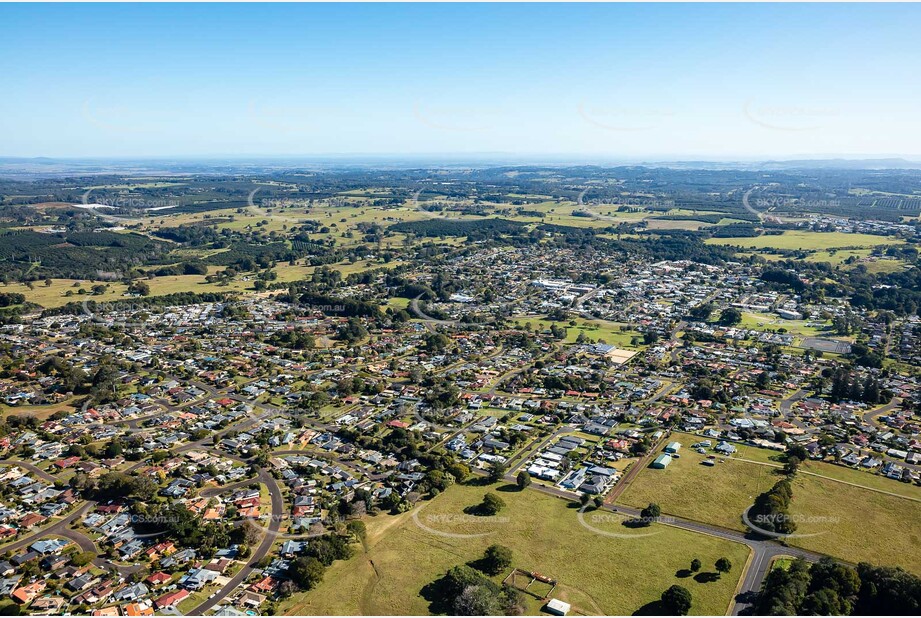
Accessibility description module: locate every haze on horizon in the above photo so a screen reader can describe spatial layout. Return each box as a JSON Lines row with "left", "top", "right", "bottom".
{"left": 2, "top": 3, "right": 920, "bottom": 160}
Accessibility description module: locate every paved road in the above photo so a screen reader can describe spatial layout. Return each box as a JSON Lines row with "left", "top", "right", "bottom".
{"left": 0, "top": 459, "right": 57, "bottom": 483}
{"left": 410, "top": 296, "right": 458, "bottom": 329}
{"left": 780, "top": 389, "right": 808, "bottom": 414}
{"left": 189, "top": 468, "right": 284, "bottom": 615}
{"left": 0, "top": 499, "right": 142, "bottom": 577}
{"left": 0, "top": 501, "right": 94, "bottom": 554}
{"left": 862, "top": 397, "right": 903, "bottom": 430}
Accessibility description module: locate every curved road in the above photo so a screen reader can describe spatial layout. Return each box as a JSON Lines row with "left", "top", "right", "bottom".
{"left": 188, "top": 468, "right": 284, "bottom": 615}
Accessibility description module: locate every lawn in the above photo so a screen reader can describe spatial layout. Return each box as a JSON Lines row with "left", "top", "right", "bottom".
{"left": 279, "top": 481, "right": 750, "bottom": 616}
{"left": 706, "top": 230, "right": 903, "bottom": 250}
{"left": 618, "top": 444, "right": 779, "bottom": 532}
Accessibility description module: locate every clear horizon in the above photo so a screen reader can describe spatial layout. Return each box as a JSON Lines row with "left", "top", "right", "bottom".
{"left": 2, "top": 3, "right": 920, "bottom": 159}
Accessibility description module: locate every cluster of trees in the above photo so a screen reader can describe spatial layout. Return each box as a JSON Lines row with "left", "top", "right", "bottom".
{"left": 390, "top": 218, "right": 526, "bottom": 240}
{"left": 131, "top": 502, "right": 233, "bottom": 558}
{"left": 297, "top": 291, "right": 381, "bottom": 318}
{"left": 748, "top": 478, "right": 796, "bottom": 535}
{"left": 268, "top": 329, "right": 316, "bottom": 350}
{"left": 47, "top": 291, "right": 234, "bottom": 318}
{"left": 717, "top": 307, "right": 743, "bottom": 327}
{"left": 148, "top": 261, "right": 210, "bottom": 277}
{"left": 826, "top": 367, "right": 888, "bottom": 404}
{"left": 336, "top": 317, "right": 369, "bottom": 344}
{"left": 0, "top": 293, "right": 25, "bottom": 307}
{"left": 0, "top": 229, "right": 172, "bottom": 281}
{"left": 688, "top": 302, "right": 714, "bottom": 321}
{"left": 760, "top": 256, "right": 921, "bottom": 317}
{"left": 847, "top": 341, "right": 886, "bottom": 369}
{"left": 760, "top": 268, "right": 807, "bottom": 292}
{"left": 757, "top": 558, "right": 921, "bottom": 615}
{"left": 426, "top": 561, "right": 523, "bottom": 615}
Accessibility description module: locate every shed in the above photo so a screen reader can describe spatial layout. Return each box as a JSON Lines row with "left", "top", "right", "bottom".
{"left": 545, "top": 598, "right": 571, "bottom": 616}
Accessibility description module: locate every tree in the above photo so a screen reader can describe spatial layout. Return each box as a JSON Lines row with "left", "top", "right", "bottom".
{"left": 802, "top": 588, "right": 847, "bottom": 615}
{"left": 487, "top": 461, "right": 507, "bottom": 484}
{"left": 70, "top": 551, "right": 96, "bottom": 567}
{"left": 453, "top": 584, "right": 502, "bottom": 616}
{"left": 718, "top": 307, "right": 742, "bottom": 327}
{"left": 446, "top": 462, "right": 470, "bottom": 483}
{"left": 661, "top": 585, "right": 692, "bottom": 615}
{"left": 688, "top": 303, "right": 714, "bottom": 322}
{"left": 478, "top": 492, "right": 505, "bottom": 516}
{"left": 347, "top": 520, "right": 367, "bottom": 543}
{"left": 786, "top": 444, "right": 808, "bottom": 462}
{"left": 579, "top": 493, "right": 591, "bottom": 507}
{"left": 715, "top": 557, "right": 732, "bottom": 578}
{"left": 239, "top": 519, "right": 262, "bottom": 546}
{"left": 641, "top": 502, "right": 661, "bottom": 524}
{"left": 276, "top": 579, "right": 297, "bottom": 599}
{"left": 516, "top": 470, "right": 531, "bottom": 490}
{"left": 480, "top": 544, "right": 513, "bottom": 576}
{"left": 690, "top": 558, "right": 701, "bottom": 573}
{"left": 289, "top": 556, "right": 325, "bottom": 591}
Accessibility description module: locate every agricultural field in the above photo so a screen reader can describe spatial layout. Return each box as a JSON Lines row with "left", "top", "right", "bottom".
{"left": 279, "top": 481, "right": 750, "bottom": 616}
{"left": 706, "top": 230, "right": 904, "bottom": 250}
{"left": 6, "top": 258, "right": 397, "bottom": 309}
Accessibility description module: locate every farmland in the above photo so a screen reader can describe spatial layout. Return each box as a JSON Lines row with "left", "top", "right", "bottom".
{"left": 706, "top": 230, "right": 904, "bottom": 250}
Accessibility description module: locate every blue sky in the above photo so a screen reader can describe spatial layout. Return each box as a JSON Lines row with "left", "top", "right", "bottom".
{"left": 1, "top": 2, "right": 919, "bottom": 159}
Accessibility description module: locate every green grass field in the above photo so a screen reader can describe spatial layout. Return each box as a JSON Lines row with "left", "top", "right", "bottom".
{"left": 619, "top": 445, "right": 778, "bottom": 532}
{"left": 0, "top": 399, "right": 78, "bottom": 420}
{"left": 279, "top": 481, "right": 749, "bottom": 616}
{"left": 511, "top": 316, "right": 645, "bottom": 348}
{"left": 706, "top": 230, "right": 903, "bottom": 250}
{"left": 618, "top": 436, "right": 921, "bottom": 573}
{"left": 789, "top": 474, "right": 921, "bottom": 574}
{"left": 735, "top": 311, "right": 831, "bottom": 337}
